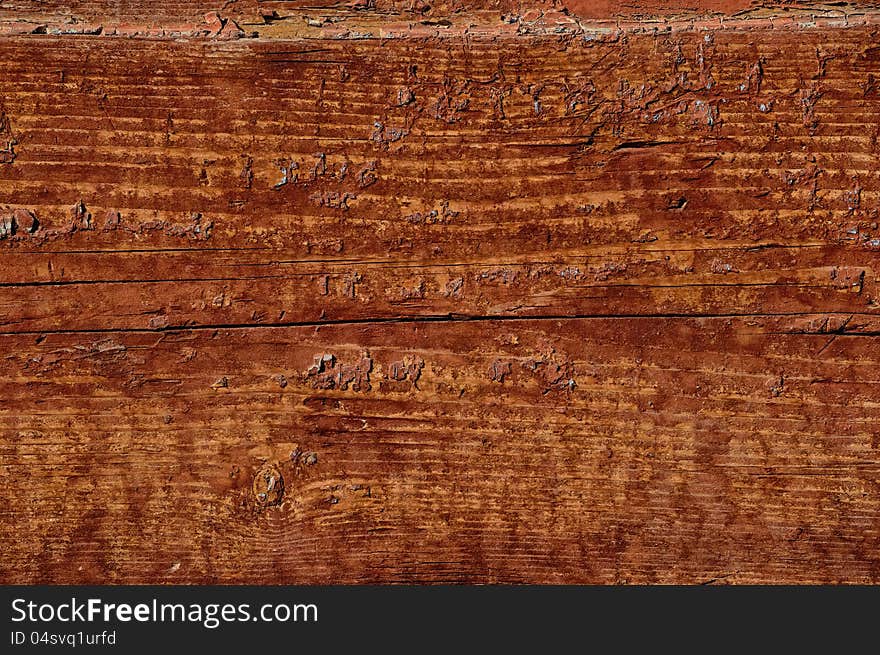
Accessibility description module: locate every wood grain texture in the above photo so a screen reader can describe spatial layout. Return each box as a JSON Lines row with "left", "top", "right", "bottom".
{"left": 1, "top": 2, "right": 880, "bottom": 583}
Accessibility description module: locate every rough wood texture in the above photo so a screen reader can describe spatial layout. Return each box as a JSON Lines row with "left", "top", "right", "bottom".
{"left": 1, "top": 2, "right": 880, "bottom": 583}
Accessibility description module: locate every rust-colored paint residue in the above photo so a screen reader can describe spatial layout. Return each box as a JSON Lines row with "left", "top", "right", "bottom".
{"left": 1, "top": 2, "right": 880, "bottom": 584}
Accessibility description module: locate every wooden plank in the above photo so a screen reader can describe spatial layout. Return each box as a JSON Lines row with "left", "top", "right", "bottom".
{"left": 2, "top": 317, "right": 879, "bottom": 583}
{"left": 2, "top": 29, "right": 880, "bottom": 332}
{"left": 1, "top": 6, "right": 880, "bottom": 583}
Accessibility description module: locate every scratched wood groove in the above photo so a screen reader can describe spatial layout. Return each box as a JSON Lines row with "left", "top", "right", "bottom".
{"left": 1, "top": 2, "right": 880, "bottom": 583}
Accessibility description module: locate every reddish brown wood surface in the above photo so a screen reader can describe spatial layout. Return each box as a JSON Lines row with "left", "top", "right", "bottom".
{"left": 1, "top": 2, "right": 880, "bottom": 583}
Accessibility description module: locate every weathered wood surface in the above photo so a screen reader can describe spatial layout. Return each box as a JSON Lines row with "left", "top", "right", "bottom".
{"left": 2, "top": 2, "right": 880, "bottom": 583}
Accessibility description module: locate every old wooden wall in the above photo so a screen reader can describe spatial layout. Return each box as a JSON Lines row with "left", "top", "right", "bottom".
{"left": 1, "top": 1, "right": 880, "bottom": 583}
